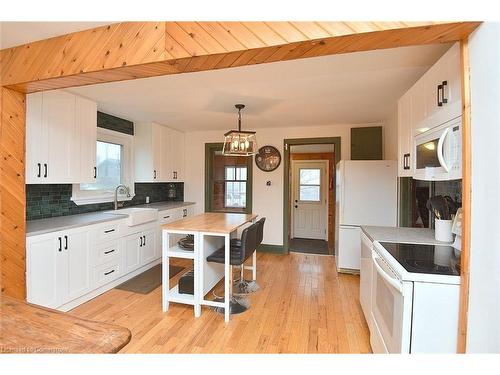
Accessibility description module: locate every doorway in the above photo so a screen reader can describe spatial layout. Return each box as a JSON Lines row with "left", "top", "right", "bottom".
{"left": 283, "top": 138, "right": 341, "bottom": 255}
{"left": 291, "top": 160, "right": 328, "bottom": 240}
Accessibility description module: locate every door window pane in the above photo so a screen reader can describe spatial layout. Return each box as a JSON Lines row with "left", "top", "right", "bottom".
{"left": 81, "top": 141, "right": 122, "bottom": 191}
{"left": 300, "top": 185, "right": 320, "bottom": 201}
{"left": 299, "top": 168, "right": 321, "bottom": 201}
{"left": 300, "top": 169, "right": 320, "bottom": 185}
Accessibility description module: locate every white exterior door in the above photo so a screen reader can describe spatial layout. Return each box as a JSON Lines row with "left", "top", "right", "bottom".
{"left": 292, "top": 161, "right": 328, "bottom": 240}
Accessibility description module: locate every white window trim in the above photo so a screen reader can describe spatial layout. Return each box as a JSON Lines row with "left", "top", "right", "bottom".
{"left": 71, "top": 128, "right": 135, "bottom": 205}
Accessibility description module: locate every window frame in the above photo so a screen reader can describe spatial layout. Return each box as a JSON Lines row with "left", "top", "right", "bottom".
{"left": 298, "top": 168, "right": 322, "bottom": 202}
{"left": 224, "top": 165, "right": 248, "bottom": 209}
{"left": 204, "top": 142, "right": 253, "bottom": 214}
{"left": 71, "top": 128, "right": 135, "bottom": 205}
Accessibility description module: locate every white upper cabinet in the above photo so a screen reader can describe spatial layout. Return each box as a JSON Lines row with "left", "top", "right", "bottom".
{"left": 169, "top": 128, "right": 185, "bottom": 182}
{"left": 134, "top": 122, "right": 185, "bottom": 183}
{"left": 76, "top": 95, "right": 97, "bottom": 182}
{"left": 414, "top": 43, "right": 462, "bottom": 134}
{"left": 26, "top": 90, "right": 97, "bottom": 184}
{"left": 397, "top": 92, "right": 413, "bottom": 177}
{"left": 397, "top": 43, "right": 461, "bottom": 177}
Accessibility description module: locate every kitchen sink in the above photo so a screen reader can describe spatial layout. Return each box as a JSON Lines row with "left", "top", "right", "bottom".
{"left": 108, "top": 207, "right": 158, "bottom": 226}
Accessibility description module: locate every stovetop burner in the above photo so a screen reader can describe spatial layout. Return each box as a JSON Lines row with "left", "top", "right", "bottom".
{"left": 379, "top": 242, "right": 460, "bottom": 276}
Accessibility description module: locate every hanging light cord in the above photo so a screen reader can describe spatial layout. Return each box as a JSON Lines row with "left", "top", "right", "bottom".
{"left": 238, "top": 107, "right": 242, "bottom": 132}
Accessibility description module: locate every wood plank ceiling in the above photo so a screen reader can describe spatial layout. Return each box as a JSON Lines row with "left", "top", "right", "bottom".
{"left": 1, "top": 21, "right": 481, "bottom": 93}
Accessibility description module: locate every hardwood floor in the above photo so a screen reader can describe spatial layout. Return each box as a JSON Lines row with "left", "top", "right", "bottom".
{"left": 70, "top": 252, "right": 371, "bottom": 353}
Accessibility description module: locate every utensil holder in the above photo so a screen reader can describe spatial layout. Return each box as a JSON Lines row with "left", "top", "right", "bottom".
{"left": 435, "top": 219, "right": 453, "bottom": 242}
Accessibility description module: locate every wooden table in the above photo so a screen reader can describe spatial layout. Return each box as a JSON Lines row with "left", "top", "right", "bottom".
{"left": 161, "top": 213, "right": 257, "bottom": 322}
{"left": 0, "top": 296, "right": 131, "bottom": 353}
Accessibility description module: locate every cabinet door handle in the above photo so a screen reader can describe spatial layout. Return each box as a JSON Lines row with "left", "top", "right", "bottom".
{"left": 104, "top": 229, "right": 115, "bottom": 234}
{"left": 154, "top": 170, "right": 157, "bottom": 179}
{"left": 58, "top": 237, "right": 62, "bottom": 252}
{"left": 437, "top": 84, "right": 443, "bottom": 107}
{"left": 104, "top": 249, "right": 115, "bottom": 255}
{"left": 37, "top": 163, "right": 41, "bottom": 178}
{"left": 104, "top": 269, "right": 115, "bottom": 276}
{"left": 64, "top": 235, "right": 68, "bottom": 250}
{"left": 139, "top": 236, "right": 143, "bottom": 247}
{"left": 143, "top": 235, "right": 146, "bottom": 246}
{"left": 43, "top": 163, "right": 48, "bottom": 178}
{"left": 441, "top": 80, "right": 448, "bottom": 104}
{"left": 94, "top": 167, "right": 97, "bottom": 179}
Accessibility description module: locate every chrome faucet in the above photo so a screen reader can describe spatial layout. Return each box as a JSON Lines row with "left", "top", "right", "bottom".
{"left": 114, "top": 184, "right": 131, "bottom": 210}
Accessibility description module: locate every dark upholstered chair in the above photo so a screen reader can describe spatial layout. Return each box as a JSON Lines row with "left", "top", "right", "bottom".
{"left": 206, "top": 223, "right": 258, "bottom": 314}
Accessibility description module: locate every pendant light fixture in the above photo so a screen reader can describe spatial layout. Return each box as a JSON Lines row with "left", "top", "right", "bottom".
{"left": 222, "top": 104, "right": 257, "bottom": 156}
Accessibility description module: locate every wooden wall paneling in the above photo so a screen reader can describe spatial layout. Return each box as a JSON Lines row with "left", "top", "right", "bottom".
{"left": 177, "top": 22, "right": 227, "bottom": 54}
{"left": 0, "top": 88, "right": 26, "bottom": 299}
{"left": 1, "top": 22, "right": 481, "bottom": 93}
{"left": 290, "top": 22, "right": 332, "bottom": 39}
{"left": 217, "top": 22, "right": 267, "bottom": 49}
{"left": 165, "top": 22, "right": 210, "bottom": 57}
{"left": 1, "top": 22, "right": 166, "bottom": 87}
{"left": 264, "top": 22, "right": 308, "bottom": 43}
{"left": 241, "top": 22, "right": 288, "bottom": 46}
{"left": 197, "top": 22, "right": 246, "bottom": 51}
{"left": 457, "top": 38, "right": 472, "bottom": 354}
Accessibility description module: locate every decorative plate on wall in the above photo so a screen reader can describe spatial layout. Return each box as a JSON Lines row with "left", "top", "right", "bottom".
{"left": 255, "top": 145, "right": 281, "bottom": 172}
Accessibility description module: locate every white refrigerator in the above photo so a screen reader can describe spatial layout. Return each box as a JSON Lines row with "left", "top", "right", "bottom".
{"left": 335, "top": 160, "right": 397, "bottom": 272}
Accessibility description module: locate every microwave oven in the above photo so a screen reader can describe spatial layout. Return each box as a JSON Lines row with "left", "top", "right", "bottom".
{"left": 413, "top": 116, "right": 462, "bottom": 181}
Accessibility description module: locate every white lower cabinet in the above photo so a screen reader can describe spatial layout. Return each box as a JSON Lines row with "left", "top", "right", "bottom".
{"left": 140, "top": 230, "right": 157, "bottom": 264}
{"left": 124, "top": 234, "right": 142, "bottom": 273}
{"left": 27, "top": 236, "right": 64, "bottom": 309}
{"left": 65, "top": 231, "right": 91, "bottom": 301}
{"left": 27, "top": 228, "right": 90, "bottom": 309}
{"left": 27, "top": 204, "right": 194, "bottom": 311}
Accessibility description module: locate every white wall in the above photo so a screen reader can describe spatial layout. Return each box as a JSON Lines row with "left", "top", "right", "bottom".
{"left": 466, "top": 22, "right": 500, "bottom": 353}
{"left": 184, "top": 122, "right": 394, "bottom": 246}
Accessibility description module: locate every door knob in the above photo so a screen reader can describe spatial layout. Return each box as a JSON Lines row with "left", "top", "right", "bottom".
{"left": 294, "top": 205, "right": 298, "bottom": 208}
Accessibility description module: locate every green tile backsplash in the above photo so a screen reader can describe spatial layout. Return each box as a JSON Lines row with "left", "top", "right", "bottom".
{"left": 26, "top": 183, "right": 184, "bottom": 221}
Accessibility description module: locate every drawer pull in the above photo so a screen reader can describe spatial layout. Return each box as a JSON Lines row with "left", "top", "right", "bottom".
{"left": 104, "top": 269, "right": 115, "bottom": 276}
{"left": 163, "top": 215, "right": 170, "bottom": 219}
{"left": 104, "top": 229, "right": 115, "bottom": 234}
{"left": 104, "top": 249, "right": 115, "bottom": 255}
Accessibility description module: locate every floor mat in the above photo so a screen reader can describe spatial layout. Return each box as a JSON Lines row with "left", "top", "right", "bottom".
{"left": 289, "top": 238, "right": 329, "bottom": 255}
{"left": 115, "top": 264, "right": 184, "bottom": 294}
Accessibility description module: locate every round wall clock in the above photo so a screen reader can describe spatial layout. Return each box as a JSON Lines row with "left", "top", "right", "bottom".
{"left": 255, "top": 145, "right": 281, "bottom": 172}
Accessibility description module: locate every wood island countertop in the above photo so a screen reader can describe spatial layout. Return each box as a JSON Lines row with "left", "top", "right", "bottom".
{"left": 0, "top": 296, "right": 131, "bottom": 353}
{"left": 162, "top": 212, "right": 258, "bottom": 234}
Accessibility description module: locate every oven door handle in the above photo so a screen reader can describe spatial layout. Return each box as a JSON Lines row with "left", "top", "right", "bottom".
{"left": 372, "top": 252, "right": 404, "bottom": 295}
{"left": 437, "top": 127, "right": 450, "bottom": 172}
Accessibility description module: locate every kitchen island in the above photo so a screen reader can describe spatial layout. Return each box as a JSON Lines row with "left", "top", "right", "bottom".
{"left": 161, "top": 212, "right": 258, "bottom": 322}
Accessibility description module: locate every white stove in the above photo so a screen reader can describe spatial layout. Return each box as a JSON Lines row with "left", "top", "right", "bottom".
{"left": 361, "top": 222, "right": 462, "bottom": 353}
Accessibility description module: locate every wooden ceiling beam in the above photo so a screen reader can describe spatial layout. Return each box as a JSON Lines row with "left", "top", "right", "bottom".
{"left": 1, "top": 21, "right": 481, "bottom": 93}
